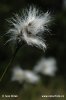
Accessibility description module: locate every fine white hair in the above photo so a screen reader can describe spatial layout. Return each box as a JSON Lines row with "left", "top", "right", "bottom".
{"left": 7, "top": 6, "right": 51, "bottom": 50}
{"left": 34, "top": 57, "right": 57, "bottom": 76}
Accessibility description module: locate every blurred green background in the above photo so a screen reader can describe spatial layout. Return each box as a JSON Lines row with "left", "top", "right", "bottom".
{"left": 0, "top": 0, "right": 66, "bottom": 100}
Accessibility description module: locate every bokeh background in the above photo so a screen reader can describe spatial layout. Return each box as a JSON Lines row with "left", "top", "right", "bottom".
{"left": 0, "top": 0, "right": 66, "bottom": 100}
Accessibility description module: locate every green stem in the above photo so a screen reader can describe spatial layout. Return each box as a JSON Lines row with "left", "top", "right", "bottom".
{"left": 0, "top": 46, "right": 20, "bottom": 82}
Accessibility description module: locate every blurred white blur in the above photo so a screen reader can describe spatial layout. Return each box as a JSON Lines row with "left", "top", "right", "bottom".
{"left": 11, "top": 67, "right": 25, "bottom": 83}
{"left": 24, "top": 70, "right": 40, "bottom": 84}
{"left": 34, "top": 57, "right": 57, "bottom": 76}
{"left": 11, "top": 66, "right": 40, "bottom": 84}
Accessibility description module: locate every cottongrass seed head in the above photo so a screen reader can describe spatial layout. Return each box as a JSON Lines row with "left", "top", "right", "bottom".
{"left": 11, "top": 67, "right": 25, "bottom": 83}
{"left": 11, "top": 66, "right": 40, "bottom": 84}
{"left": 7, "top": 6, "right": 51, "bottom": 50}
{"left": 34, "top": 57, "right": 57, "bottom": 76}
{"left": 24, "top": 70, "right": 40, "bottom": 84}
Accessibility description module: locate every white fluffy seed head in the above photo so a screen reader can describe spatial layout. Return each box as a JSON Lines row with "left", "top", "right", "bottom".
{"left": 11, "top": 67, "right": 25, "bottom": 83}
{"left": 24, "top": 70, "right": 40, "bottom": 84}
{"left": 7, "top": 6, "right": 51, "bottom": 50}
{"left": 34, "top": 57, "right": 57, "bottom": 76}
{"left": 11, "top": 67, "right": 40, "bottom": 84}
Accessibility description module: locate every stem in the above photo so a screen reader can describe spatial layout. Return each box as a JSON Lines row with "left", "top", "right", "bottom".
{"left": 0, "top": 46, "right": 20, "bottom": 82}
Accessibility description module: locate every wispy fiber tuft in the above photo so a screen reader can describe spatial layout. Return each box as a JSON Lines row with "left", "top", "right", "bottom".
{"left": 7, "top": 6, "right": 51, "bottom": 50}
